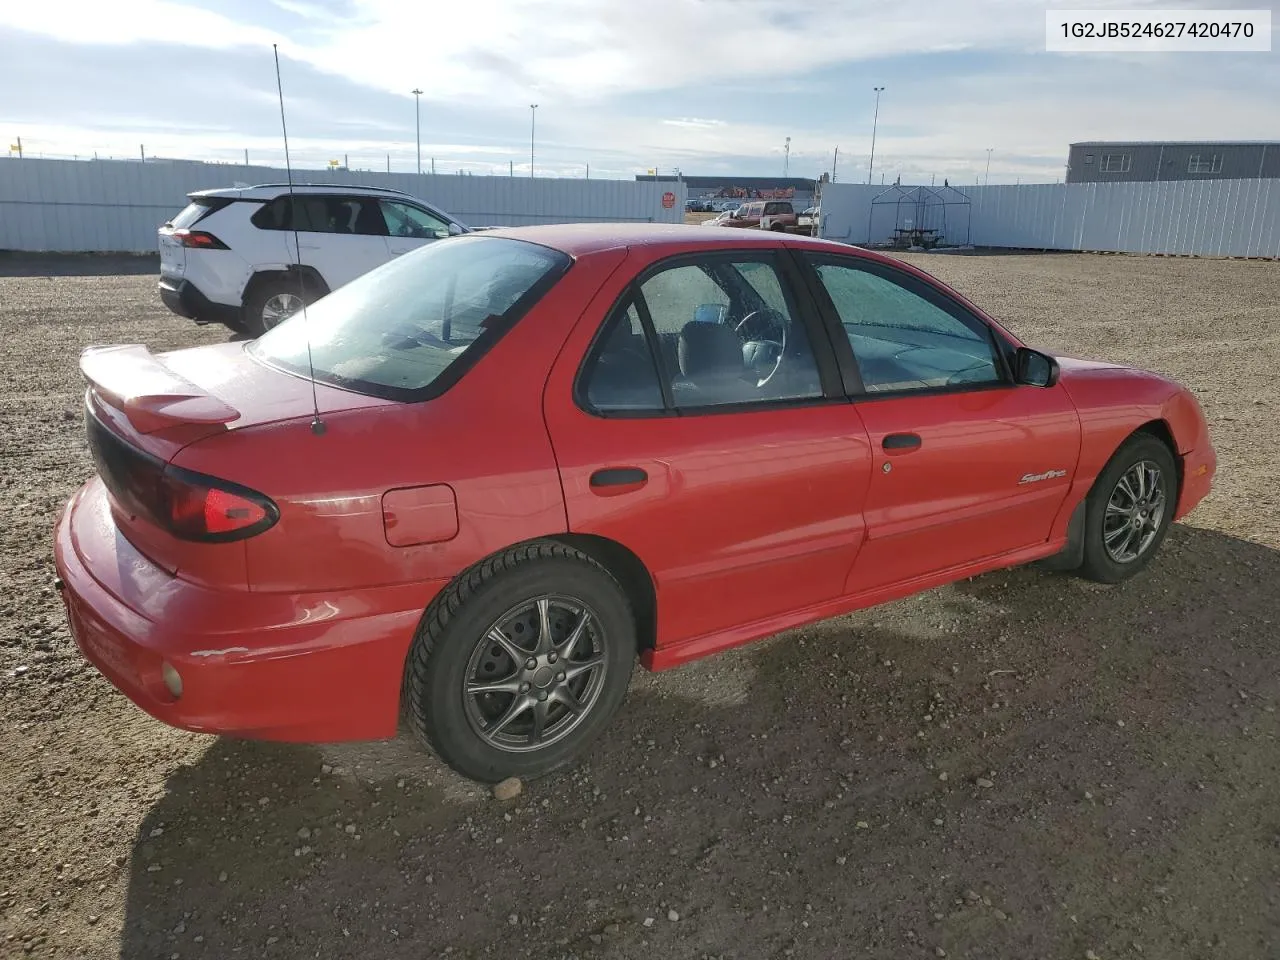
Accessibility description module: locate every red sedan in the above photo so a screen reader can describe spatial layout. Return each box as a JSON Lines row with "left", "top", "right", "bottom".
{"left": 53, "top": 224, "right": 1215, "bottom": 782}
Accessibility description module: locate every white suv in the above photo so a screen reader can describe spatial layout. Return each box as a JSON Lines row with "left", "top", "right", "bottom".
{"left": 157, "top": 183, "right": 469, "bottom": 334}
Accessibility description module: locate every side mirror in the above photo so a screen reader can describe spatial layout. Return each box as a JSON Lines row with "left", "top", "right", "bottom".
{"left": 1014, "top": 347, "right": 1059, "bottom": 387}
{"left": 447, "top": 222, "right": 464, "bottom": 236}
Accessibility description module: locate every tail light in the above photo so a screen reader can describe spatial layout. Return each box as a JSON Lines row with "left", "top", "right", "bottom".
{"left": 171, "top": 229, "right": 229, "bottom": 250}
{"left": 86, "top": 414, "right": 277, "bottom": 542}
{"left": 156, "top": 466, "right": 279, "bottom": 541}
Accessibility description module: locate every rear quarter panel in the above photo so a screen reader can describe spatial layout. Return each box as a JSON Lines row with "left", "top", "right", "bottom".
{"left": 170, "top": 246, "right": 629, "bottom": 593}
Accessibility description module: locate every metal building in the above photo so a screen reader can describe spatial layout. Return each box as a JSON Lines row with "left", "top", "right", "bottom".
{"left": 1066, "top": 141, "right": 1280, "bottom": 184}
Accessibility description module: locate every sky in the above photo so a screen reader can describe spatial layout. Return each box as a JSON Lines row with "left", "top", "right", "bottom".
{"left": 0, "top": 0, "right": 1276, "bottom": 184}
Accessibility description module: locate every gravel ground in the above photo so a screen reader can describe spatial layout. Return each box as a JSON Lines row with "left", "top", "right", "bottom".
{"left": 2, "top": 250, "right": 1279, "bottom": 960}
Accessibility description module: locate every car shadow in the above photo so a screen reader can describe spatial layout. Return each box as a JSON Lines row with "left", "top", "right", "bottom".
{"left": 117, "top": 524, "right": 1280, "bottom": 960}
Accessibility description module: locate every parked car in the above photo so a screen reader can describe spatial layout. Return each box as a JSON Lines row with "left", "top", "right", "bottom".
{"left": 721, "top": 200, "right": 802, "bottom": 231}
{"left": 157, "top": 183, "right": 469, "bottom": 335}
{"left": 701, "top": 209, "right": 736, "bottom": 226}
{"left": 56, "top": 224, "right": 1215, "bottom": 783}
{"left": 710, "top": 199, "right": 741, "bottom": 213}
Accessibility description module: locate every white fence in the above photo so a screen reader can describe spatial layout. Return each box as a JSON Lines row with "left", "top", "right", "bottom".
{"left": 818, "top": 179, "right": 1280, "bottom": 258}
{"left": 0, "top": 158, "right": 687, "bottom": 253}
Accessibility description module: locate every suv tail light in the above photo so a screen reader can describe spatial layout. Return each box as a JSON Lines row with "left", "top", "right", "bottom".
{"left": 172, "top": 229, "right": 229, "bottom": 250}
{"left": 87, "top": 413, "right": 278, "bottom": 542}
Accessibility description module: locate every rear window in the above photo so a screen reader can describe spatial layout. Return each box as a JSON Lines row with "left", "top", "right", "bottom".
{"left": 166, "top": 198, "right": 229, "bottom": 229}
{"left": 250, "top": 236, "right": 570, "bottom": 401}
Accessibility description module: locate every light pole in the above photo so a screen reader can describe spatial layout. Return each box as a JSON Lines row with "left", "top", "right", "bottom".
{"left": 411, "top": 88, "right": 423, "bottom": 174}
{"left": 867, "top": 86, "right": 885, "bottom": 185}
{"left": 985, "top": 147, "right": 993, "bottom": 185}
{"left": 783, "top": 136, "right": 790, "bottom": 177}
{"left": 529, "top": 104, "right": 537, "bottom": 179}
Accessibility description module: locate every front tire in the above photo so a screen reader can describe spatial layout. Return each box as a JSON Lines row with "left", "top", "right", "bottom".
{"left": 404, "top": 542, "right": 636, "bottom": 783}
{"left": 1078, "top": 433, "right": 1177, "bottom": 583}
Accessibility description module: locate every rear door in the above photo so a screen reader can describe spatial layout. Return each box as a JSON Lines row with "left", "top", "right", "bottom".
{"left": 254, "top": 194, "right": 390, "bottom": 290}
{"left": 800, "top": 253, "right": 1081, "bottom": 594}
{"left": 544, "top": 247, "right": 874, "bottom": 656}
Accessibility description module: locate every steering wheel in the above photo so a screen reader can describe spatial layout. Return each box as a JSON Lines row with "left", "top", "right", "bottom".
{"left": 734, "top": 309, "right": 788, "bottom": 386}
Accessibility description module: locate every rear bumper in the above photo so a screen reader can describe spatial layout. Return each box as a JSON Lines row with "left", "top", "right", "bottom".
{"left": 1175, "top": 444, "right": 1216, "bottom": 520}
{"left": 53, "top": 479, "right": 447, "bottom": 743}
{"left": 158, "top": 277, "right": 242, "bottom": 328}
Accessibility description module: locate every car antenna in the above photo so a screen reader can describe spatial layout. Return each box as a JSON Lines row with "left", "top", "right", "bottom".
{"left": 273, "top": 42, "right": 326, "bottom": 437}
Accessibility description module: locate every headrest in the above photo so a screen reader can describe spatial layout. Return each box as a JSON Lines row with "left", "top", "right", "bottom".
{"left": 679, "top": 321, "right": 744, "bottom": 380}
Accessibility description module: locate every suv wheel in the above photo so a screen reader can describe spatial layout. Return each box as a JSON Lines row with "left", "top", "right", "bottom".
{"left": 243, "top": 281, "right": 315, "bottom": 337}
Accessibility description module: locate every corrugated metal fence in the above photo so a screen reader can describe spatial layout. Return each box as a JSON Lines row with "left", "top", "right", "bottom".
{"left": 0, "top": 158, "right": 687, "bottom": 253}
{"left": 818, "top": 179, "right": 1280, "bottom": 258}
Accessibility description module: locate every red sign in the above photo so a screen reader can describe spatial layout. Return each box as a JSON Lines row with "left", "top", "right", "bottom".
{"left": 662, "top": 191, "right": 676, "bottom": 209}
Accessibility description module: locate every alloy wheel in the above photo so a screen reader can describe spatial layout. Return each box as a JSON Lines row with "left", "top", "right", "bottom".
{"left": 261, "top": 292, "right": 305, "bottom": 330}
{"left": 462, "top": 596, "right": 607, "bottom": 753}
{"left": 1102, "top": 459, "right": 1166, "bottom": 563}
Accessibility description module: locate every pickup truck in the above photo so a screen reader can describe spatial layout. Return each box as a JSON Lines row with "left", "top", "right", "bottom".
{"left": 716, "top": 200, "right": 817, "bottom": 235}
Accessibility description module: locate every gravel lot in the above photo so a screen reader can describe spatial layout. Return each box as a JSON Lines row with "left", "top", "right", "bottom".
{"left": 2, "top": 249, "right": 1278, "bottom": 960}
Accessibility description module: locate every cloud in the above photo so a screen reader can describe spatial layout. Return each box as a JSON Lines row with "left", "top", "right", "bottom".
{"left": 0, "top": 0, "right": 1272, "bottom": 184}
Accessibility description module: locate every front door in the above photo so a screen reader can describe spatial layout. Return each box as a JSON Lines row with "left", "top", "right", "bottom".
{"left": 380, "top": 199, "right": 456, "bottom": 258}
{"left": 800, "top": 254, "right": 1081, "bottom": 594}
{"left": 544, "top": 249, "right": 873, "bottom": 652}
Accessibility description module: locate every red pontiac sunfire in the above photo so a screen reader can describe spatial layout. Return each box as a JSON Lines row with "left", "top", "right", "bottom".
{"left": 54, "top": 224, "right": 1215, "bottom": 783}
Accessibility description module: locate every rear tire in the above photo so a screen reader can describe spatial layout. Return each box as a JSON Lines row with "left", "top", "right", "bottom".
{"left": 242, "top": 280, "right": 315, "bottom": 337}
{"left": 1078, "top": 433, "right": 1177, "bottom": 583}
{"left": 404, "top": 541, "right": 636, "bottom": 783}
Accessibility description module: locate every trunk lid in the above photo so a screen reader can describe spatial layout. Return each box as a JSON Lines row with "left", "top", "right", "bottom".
{"left": 80, "top": 342, "right": 393, "bottom": 581}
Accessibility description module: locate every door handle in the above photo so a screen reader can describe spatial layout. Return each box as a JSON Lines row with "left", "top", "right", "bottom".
{"left": 589, "top": 467, "right": 648, "bottom": 490}
{"left": 882, "top": 433, "right": 922, "bottom": 452}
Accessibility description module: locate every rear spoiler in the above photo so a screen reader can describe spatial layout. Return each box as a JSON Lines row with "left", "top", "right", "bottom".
{"left": 80, "top": 345, "right": 240, "bottom": 434}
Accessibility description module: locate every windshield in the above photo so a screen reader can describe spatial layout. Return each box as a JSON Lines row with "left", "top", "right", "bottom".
{"left": 251, "top": 235, "right": 570, "bottom": 401}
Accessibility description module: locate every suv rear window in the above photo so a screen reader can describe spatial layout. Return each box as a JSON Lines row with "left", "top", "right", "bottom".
{"left": 166, "top": 197, "right": 230, "bottom": 229}
{"left": 250, "top": 236, "right": 570, "bottom": 401}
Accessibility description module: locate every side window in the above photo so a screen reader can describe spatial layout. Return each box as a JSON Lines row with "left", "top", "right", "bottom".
{"left": 250, "top": 195, "right": 385, "bottom": 235}
{"left": 326, "top": 197, "right": 387, "bottom": 236}
{"left": 381, "top": 201, "right": 453, "bottom": 239}
{"left": 813, "top": 261, "right": 1003, "bottom": 393}
{"left": 579, "top": 300, "right": 664, "bottom": 413}
{"left": 738, "top": 261, "right": 789, "bottom": 314}
{"left": 251, "top": 196, "right": 329, "bottom": 232}
{"left": 643, "top": 258, "right": 822, "bottom": 408}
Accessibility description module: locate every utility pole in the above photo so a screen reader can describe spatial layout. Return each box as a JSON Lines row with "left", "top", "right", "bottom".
{"left": 244, "top": 148, "right": 249, "bottom": 165}
{"left": 985, "top": 148, "right": 993, "bottom": 185}
{"left": 411, "top": 88, "right": 423, "bottom": 174}
{"left": 529, "top": 104, "right": 538, "bottom": 178}
{"left": 831, "top": 145, "right": 838, "bottom": 182}
{"left": 783, "top": 136, "right": 790, "bottom": 177}
{"left": 586, "top": 160, "right": 590, "bottom": 179}
{"left": 386, "top": 154, "right": 390, "bottom": 173}
{"left": 140, "top": 144, "right": 145, "bottom": 162}
{"left": 865, "top": 87, "right": 885, "bottom": 185}
{"left": 431, "top": 157, "right": 435, "bottom": 175}
{"left": 14, "top": 136, "right": 21, "bottom": 159}
{"left": 509, "top": 160, "right": 514, "bottom": 177}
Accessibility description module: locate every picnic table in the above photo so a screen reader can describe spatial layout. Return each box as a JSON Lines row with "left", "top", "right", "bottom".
{"left": 891, "top": 227, "right": 940, "bottom": 249}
